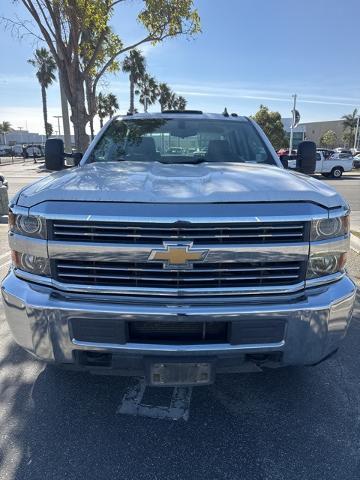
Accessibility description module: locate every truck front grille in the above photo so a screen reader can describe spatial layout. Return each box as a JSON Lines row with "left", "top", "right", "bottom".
{"left": 54, "top": 260, "right": 304, "bottom": 289}
{"left": 51, "top": 221, "right": 306, "bottom": 244}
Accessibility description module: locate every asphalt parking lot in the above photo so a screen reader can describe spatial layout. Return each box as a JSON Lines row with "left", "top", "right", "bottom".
{"left": 0, "top": 163, "right": 360, "bottom": 480}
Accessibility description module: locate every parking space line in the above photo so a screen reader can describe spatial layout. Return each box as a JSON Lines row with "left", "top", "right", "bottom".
{"left": 0, "top": 252, "right": 10, "bottom": 261}
{"left": 0, "top": 260, "right": 11, "bottom": 269}
{"left": 117, "top": 378, "right": 192, "bottom": 421}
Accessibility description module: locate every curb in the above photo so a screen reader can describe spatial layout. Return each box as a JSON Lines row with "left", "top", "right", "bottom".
{"left": 350, "top": 233, "right": 360, "bottom": 254}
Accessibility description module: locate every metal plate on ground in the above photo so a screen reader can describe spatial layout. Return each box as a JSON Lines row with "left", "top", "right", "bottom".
{"left": 149, "top": 362, "right": 212, "bottom": 386}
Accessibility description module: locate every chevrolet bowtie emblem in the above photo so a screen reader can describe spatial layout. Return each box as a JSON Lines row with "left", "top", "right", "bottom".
{"left": 148, "top": 242, "right": 209, "bottom": 270}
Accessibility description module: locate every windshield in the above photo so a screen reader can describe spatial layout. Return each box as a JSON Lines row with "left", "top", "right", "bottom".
{"left": 90, "top": 118, "right": 276, "bottom": 165}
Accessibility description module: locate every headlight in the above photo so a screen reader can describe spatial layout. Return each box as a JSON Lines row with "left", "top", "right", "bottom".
{"left": 9, "top": 212, "right": 47, "bottom": 239}
{"left": 311, "top": 216, "right": 349, "bottom": 241}
{"left": 12, "top": 252, "right": 51, "bottom": 277}
{"left": 307, "top": 253, "right": 347, "bottom": 279}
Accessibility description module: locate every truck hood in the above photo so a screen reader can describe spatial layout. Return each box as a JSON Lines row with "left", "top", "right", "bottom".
{"left": 16, "top": 161, "right": 344, "bottom": 208}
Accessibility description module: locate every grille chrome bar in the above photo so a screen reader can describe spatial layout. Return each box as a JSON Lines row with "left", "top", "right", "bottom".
{"left": 51, "top": 220, "right": 306, "bottom": 245}
{"left": 54, "top": 260, "right": 304, "bottom": 289}
{"left": 53, "top": 231, "right": 304, "bottom": 239}
{"left": 56, "top": 264, "right": 300, "bottom": 272}
{"left": 57, "top": 273, "right": 300, "bottom": 282}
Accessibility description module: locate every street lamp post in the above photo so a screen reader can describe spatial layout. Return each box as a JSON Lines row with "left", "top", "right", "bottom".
{"left": 53, "top": 116, "right": 62, "bottom": 137}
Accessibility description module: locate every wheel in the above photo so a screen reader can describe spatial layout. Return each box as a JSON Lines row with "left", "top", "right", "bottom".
{"left": 331, "top": 167, "right": 343, "bottom": 178}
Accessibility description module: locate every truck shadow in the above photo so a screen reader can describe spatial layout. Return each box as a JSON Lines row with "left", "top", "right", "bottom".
{"left": 0, "top": 292, "right": 359, "bottom": 479}
{"left": 1, "top": 306, "right": 359, "bottom": 480}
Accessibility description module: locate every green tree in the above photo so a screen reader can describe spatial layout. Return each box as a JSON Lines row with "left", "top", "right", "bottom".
{"left": 319, "top": 130, "right": 338, "bottom": 149}
{"left": 136, "top": 74, "right": 159, "bottom": 112}
{"left": 342, "top": 108, "right": 358, "bottom": 147}
{"left": 0, "top": 121, "right": 12, "bottom": 145}
{"left": 158, "top": 83, "right": 173, "bottom": 111}
{"left": 122, "top": 50, "right": 146, "bottom": 114}
{"left": 97, "top": 93, "right": 108, "bottom": 128}
{"left": 252, "top": 105, "right": 288, "bottom": 151}
{"left": 106, "top": 93, "right": 119, "bottom": 118}
{"left": 342, "top": 108, "right": 358, "bottom": 132}
{"left": 28, "top": 48, "right": 56, "bottom": 139}
{"left": 97, "top": 92, "right": 119, "bottom": 127}
{"left": 174, "top": 95, "right": 187, "bottom": 111}
{"left": 342, "top": 131, "right": 354, "bottom": 148}
{"left": 4, "top": 1, "right": 200, "bottom": 152}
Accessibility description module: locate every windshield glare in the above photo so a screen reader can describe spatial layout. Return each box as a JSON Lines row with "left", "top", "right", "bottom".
{"left": 90, "top": 118, "right": 276, "bottom": 165}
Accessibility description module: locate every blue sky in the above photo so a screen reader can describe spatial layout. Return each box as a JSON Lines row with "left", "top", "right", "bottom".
{"left": 1, "top": 0, "right": 360, "bottom": 134}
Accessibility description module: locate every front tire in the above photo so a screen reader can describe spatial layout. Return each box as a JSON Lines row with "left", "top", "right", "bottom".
{"left": 331, "top": 167, "right": 343, "bottom": 178}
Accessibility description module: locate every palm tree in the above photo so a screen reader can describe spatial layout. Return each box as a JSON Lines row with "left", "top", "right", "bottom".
{"left": 97, "top": 93, "right": 108, "bottom": 128}
{"left": 158, "top": 83, "right": 172, "bottom": 112}
{"left": 122, "top": 49, "right": 146, "bottom": 114}
{"left": 342, "top": 108, "right": 358, "bottom": 146}
{"left": 136, "top": 74, "right": 158, "bottom": 112}
{"left": 106, "top": 93, "right": 119, "bottom": 118}
{"left": 97, "top": 93, "right": 119, "bottom": 128}
{"left": 0, "top": 121, "right": 12, "bottom": 145}
{"left": 174, "top": 95, "right": 187, "bottom": 111}
{"left": 28, "top": 48, "right": 57, "bottom": 138}
{"left": 166, "top": 92, "right": 178, "bottom": 110}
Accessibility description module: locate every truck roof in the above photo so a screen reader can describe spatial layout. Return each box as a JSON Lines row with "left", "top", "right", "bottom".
{"left": 116, "top": 112, "right": 248, "bottom": 122}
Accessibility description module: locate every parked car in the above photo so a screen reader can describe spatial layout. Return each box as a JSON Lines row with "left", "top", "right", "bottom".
{"left": 2, "top": 111, "right": 355, "bottom": 386}
{"left": 10, "top": 145, "right": 25, "bottom": 157}
{"left": 0, "top": 146, "right": 12, "bottom": 157}
{"left": 353, "top": 154, "right": 360, "bottom": 169}
{"left": 167, "top": 146, "right": 184, "bottom": 154}
{"left": 0, "top": 174, "right": 9, "bottom": 215}
{"left": 23, "top": 144, "right": 44, "bottom": 158}
{"left": 318, "top": 150, "right": 354, "bottom": 178}
{"left": 288, "top": 149, "right": 353, "bottom": 178}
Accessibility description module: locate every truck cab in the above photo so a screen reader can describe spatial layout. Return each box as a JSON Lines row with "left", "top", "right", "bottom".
{"left": 1, "top": 111, "right": 356, "bottom": 386}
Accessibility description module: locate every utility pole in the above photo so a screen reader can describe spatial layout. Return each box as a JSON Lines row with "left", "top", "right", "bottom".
{"left": 289, "top": 94, "right": 297, "bottom": 154}
{"left": 53, "top": 116, "right": 62, "bottom": 137}
{"left": 354, "top": 115, "right": 360, "bottom": 151}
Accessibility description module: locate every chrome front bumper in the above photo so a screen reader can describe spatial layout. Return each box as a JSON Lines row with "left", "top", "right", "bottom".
{"left": 1, "top": 270, "right": 356, "bottom": 371}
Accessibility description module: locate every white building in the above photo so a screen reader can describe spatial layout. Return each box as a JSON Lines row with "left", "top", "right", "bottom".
{"left": 3, "top": 129, "right": 45, "bottom": 146}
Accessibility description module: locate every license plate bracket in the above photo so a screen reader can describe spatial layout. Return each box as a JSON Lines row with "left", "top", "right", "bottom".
{"left": 146, "top": 358, "right": 214, "bottom": 386}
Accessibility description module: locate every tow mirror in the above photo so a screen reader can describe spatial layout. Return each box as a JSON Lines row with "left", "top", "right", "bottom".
{"left": 45, "top": 139, "right": 64, "bottom": 171}
{"left": 297, "top": 141, "right": 316, "bottom": 175}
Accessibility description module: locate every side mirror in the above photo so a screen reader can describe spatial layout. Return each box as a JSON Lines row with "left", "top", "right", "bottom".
{"left": 45, "top": 139, "right": 64, "bottom": 171}
{"left": 297, "top": 141, "right": 316, "bottom": 175}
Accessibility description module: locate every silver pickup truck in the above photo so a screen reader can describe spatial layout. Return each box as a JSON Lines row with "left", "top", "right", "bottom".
{"left": 1, "top": 111, "right": 356, "bottom": 386}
